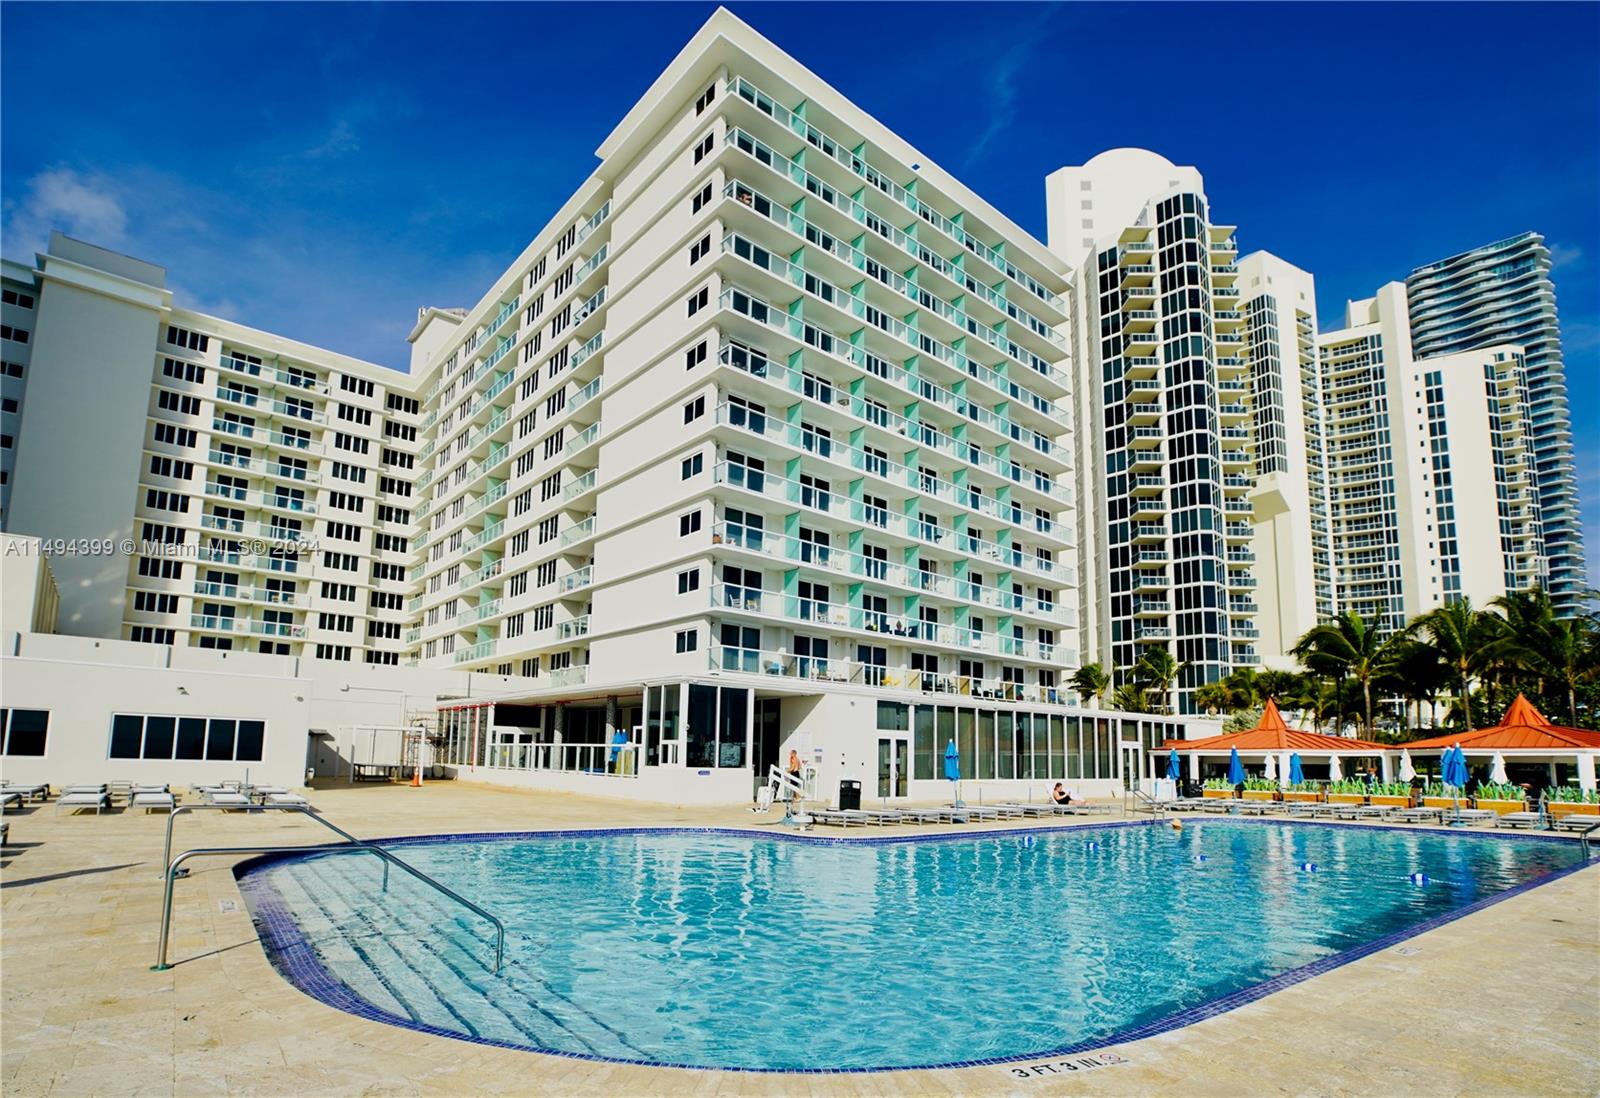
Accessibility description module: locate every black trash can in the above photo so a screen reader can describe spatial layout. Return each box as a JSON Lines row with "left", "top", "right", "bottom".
{"left": 838, "top": 779, "right": 862, "bottom": 811}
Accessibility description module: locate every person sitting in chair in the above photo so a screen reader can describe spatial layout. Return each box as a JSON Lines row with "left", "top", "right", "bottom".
{"left": 1050, "top": 782, "right": 1073, "bottom": 806}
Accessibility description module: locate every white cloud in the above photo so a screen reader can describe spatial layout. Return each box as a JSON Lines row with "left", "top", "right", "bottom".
{"left": 2, "top": 168, "right": 128, "bottom": 256}
{"left": 1548, "top": 242, "right": 1585, "bottom": 270}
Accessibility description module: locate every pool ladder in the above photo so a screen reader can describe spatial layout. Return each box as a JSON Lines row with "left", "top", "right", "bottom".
{"left": 152, "top": 803, "right": 504, "bottom": 974}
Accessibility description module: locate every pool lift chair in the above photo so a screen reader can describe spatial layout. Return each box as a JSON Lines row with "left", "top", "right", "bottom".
{"left": 760, "top": 764, "right": 814, "bottom": 828}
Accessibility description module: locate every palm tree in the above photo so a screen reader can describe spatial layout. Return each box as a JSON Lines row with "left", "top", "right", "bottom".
{"left": 1413, "top": 597, "right": 1500, "bottom": 729}
{"left": 1290, "top": 612, "right": 1408, "bottom": 739}
{"left": 1384, "top": 638, "right": 1449, "bottom": 737}
{"left": 1192, "top": 680, "right": 1236, "bottom": 716}
{"left": 1111, "top": 681, "right": 1151, "bottom": 713}
{"left": 1069, "top": 662, "right": 1111, "bottom": 708}
{"left": 1501, "top": 613, "right": 1599, "bottom": 726}
{"left": 1135, "top": 648, "right": 1180, "bottom": 714}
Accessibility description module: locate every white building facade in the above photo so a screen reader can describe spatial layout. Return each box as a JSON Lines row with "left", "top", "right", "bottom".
{"left": 0, "top": 11, "right": 1213, "bottom": 804}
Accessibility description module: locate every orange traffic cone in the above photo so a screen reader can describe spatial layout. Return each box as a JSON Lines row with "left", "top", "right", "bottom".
{"left": 411, "top": 766, "right": 422, "bottom": 788}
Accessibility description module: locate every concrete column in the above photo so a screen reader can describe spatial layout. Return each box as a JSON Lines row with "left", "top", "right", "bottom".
{"left": 1548, "top": 761, "right": 1559, "bottom": 786}
{"left": 1380, "top": 754, "right": 1394, "bottom": 783}
{"left": 1576, "top": 753, "right": 1596, "bottom": 793}
{"left": 1188, "top": 753, "right": 1200, "bottom": 781}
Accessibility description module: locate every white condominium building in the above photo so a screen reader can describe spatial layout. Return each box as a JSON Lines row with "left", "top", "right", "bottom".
{"left": 1235, "top": 252, "right": 1331, "bottom": 666}
{"left": 0, "top": 259, "right": 38, "bottom": 525}
{"left": 1406, "top": 232, "right": 1580, "bottom": 614}
{"left": 1314, "top": 284, "right": 1540, "bottom": 634}
{"left": 4, "top": 234, "right": 421, "bottom": 662}
{"left": 1045, "top": 149, "right": 1254, "bottom": 714}
{"left": 1, "top": 10, "right": 1212, "bottom": 804}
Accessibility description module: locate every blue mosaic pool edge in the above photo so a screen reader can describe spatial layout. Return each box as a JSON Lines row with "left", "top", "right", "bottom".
{"left": 232, "top": 818, "right": 1597, "bottom": 1075}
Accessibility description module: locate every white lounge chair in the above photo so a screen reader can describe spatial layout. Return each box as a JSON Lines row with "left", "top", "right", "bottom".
{"left": 1548, "top": 814, "right": 1600, "bottom": 833}
{"left": 0, "top": 783, "right": 50, "bottom": 803}
{"left": 0, "top": 792, "right": 21, "bottom": 810}
{"left": 1496, "top": 811, "right": 1542, "bottom": 830}
{"left": 1446, "top": 809, "right": 1499, "bottom": 827}
{"left": 202, "top": 789, "right": 251, "bottom": 808}
{"left": 56, "top": 790, "right": 110, "bottom": 814}
{"left": 265, "top": 791, "right": 309, "bottom": 807}
{"left": 130, "top": 785, "right": 176, "bottom": 813}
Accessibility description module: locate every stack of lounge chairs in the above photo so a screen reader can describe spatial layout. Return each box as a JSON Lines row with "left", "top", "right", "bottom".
{"left": 806, "top": 799, "right": 1116, "bottom": 828}
{"left": 130, "top": 784, "right": 176, "bottom": 813}
{"left": 0, "top": 782, "right": 50, "bottom": 804}
{"left": 56, "top": 784, "right": 111, "bottom": 814}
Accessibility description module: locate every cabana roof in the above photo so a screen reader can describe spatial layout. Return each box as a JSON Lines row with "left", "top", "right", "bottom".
{"left": 1163, "top": 698, "right": 1385, "bottom": 753}
{"left": 1402, "top": 695, "right": 1600, "bottom": 752}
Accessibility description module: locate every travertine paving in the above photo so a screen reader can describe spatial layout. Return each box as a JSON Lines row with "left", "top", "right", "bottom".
{"left": 2, "top": 781, "right": 1596, "bottom": 1097}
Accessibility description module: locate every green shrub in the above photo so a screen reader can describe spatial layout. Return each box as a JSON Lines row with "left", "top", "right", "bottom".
{"left": 1546, "top": 786, "right": 1600, "bottom": 804}
{"left": 1474, "top": 782, "right": 1524, "bottom": 802}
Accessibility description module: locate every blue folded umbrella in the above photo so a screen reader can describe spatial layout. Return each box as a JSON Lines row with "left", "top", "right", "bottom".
{"left": 1444, "top": 745, "right": 1470, "bottom": 789}
{"left": 1166, "top": 748, "right": 1181, "bottom": 781}
{"left": 1288, "top": 753, "right": 1304, "bottom": 785}
{"left": 1228, "top": 747, "right": 1245, "bottom": 786}
{"left": 943, "top": 738, "right": 961, "bottom": 782}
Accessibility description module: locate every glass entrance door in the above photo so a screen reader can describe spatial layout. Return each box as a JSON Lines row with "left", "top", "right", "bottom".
{"left": 1120, "top": 742, "right": 1144, "bottom": 791}
{"left": 877, "top": 737, "right": 910, "bottom": 798}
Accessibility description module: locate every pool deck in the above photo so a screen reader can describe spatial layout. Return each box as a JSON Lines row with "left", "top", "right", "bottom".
{"left": 2, "top": 781, "right": 1596, "bottom": 1097}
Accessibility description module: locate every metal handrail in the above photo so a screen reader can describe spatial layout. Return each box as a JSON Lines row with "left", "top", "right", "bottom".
{"left": 1577, "top": 819, "right": 1600, "bottom": 860}
{"left": 152, "top": 804, "right": 504, "bottom": 974}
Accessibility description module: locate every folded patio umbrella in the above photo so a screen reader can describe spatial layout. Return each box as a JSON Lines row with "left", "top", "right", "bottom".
{"left": 944, "top": 738, "right": 960, "bottom": 782}
{"left": 1288, "top": 753, "right": 1304, "bottom": 785}
{"left": 1329, "top": 754, "right": 1343, "bottom": 781}
{"left": 1398, "top": 748, "right": 1416, "bottom": 783}
{"left": 1489, "top": 750, "right": 1508, "bottom": 785}
{"left": 1262, "top": 752, "right": 1277, "bottom": 783}
{"left": 1166, "top": 748, "right": 1181, "bottom": 781}
{"left": 1228, "top": 747, "right": 1245, "bottom": 786}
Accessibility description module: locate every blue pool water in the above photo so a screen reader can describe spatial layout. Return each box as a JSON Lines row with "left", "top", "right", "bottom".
{"left": 239, "top": 822, "right": 1583, "bottom": 1070}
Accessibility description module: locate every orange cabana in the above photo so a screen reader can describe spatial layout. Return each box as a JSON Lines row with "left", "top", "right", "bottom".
{"left": 1162, "top": 699, "right": 1388, "bottom": 782}
{"left": 1397, "top": 695, "right": 1600, "bottom": 791}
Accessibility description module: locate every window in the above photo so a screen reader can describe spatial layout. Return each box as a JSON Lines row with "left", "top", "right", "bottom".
{"left": 689, "top": 234, "right": 712, "bottom": 264}
{"left": 108, "top": 713, "right": 263, "bottom": 762}
{"left": 685, "top": 340, "right": 708, "bottom": 370}
{"left": 161, "top": 357, "right": 205, "bottom": 383}
{"left": 679, "top": 509, "right": 702, "bottom": 536}
{"left": 681, "top": 453, "right": 703, "bottom": 479}
{"left": 165, "top": 325, "right": 209, "bottom": 352}
{"left": 156, "top": 390, "right": 200, "bottom": 416}
{"left": 691, "top": 182, "right": 713, "bottom": 214}
{"left": 678, "top": 568, "right": 700, "bottom": 593}
{"left": 0, "top": 325, "right": 29, "bottom": 345}
{"left": 683, "top": 396, "right": 705, "bottom": 424}
{"left": 675, "top": 629, "right": 698, "bottom": 653}
{"left": 1, "top": 288, "right": 35, "bottom": 309}
{"left": 694, "top": 83, "right": 716, "bottom": 114}
{"left": 686, "top": 287, "right": 709, "bottom": 317}
{"left": 1, "top": 708, "right": 49, "bottom": 756}
{"left": 338, "top": 374, "right": 375, "bottom": 398}
{"left": 692, "top": 132, "right": 714, "bottom": 163}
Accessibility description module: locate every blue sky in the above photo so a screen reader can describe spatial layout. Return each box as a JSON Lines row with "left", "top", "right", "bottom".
{"left": 3, "top": 2, "right": 1597, "bottom": 582}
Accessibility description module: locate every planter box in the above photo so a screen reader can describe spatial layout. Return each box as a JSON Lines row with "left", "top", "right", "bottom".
{"left": 1369, "top": 794, "right": 1412, "bottom": 808}
{"left": 1327, "top": 793, "right": 1367, "bottom": 805}
{"left": 1473, "top": 798, "right": 1527, "bottom": 816}
{"left": 1548, "top": 802, "right": 1600, "bottom": 821}
{"left": 1242, "top": 790, "right": 1279, "bottom": 802}
{"left": 1421, "top": 796, "right": 1465, "bottom": 810}
{"left": 1282, "top": 791, "right": 1322, "bottom": 804}
{"left": 1202, "top": 789, "right": 1234, "bottom": 799}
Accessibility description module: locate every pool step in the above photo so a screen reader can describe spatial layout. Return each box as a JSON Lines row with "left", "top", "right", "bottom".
{"left": 264, "top": 853, "right": 645, "bottom": 1058}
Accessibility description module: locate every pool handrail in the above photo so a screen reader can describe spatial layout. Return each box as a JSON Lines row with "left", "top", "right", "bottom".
{"left": 152, "top": 804, "right": 505, "bottom": 974}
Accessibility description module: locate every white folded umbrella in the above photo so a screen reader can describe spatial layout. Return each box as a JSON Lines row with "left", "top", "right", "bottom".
{"left": 1329, "top": 754, "right": 1343, "bottom": 781}
{"left": 1399, "top": 749, "right": 1416, "bottom": 783}
{"left": 1489, "top": 751, "right": 1508, "bottom": 785}
{"left": 1262, "top": 753, "right": 1277, "bottom": 783}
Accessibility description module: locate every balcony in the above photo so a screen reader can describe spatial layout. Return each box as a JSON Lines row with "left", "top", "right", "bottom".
{"left": 1134, "top": 549, "right": 1169, "bottom": 567}
{"left": 1130, "top": 425, "right": 1165, "bottom": 449}
{"left": 1131, "top": 522, "right": 1168, "bottom": 543}
{"left": 453, "top": 639, "right": 497, "bottom": 665}
{"left": 557, "top": 615, "right": 591, "bottom": 641}
{"left": 1135, "top": 625, "right": 1171, "bottom": 641}
{"left": 558, "top": 565, "right": 594, "bottom": 594}
{"left": 559, "top": 515, "right": 597, "bottom": 547}
{"left": 1131, "top": 474, "right": 1166, "bottom": 495}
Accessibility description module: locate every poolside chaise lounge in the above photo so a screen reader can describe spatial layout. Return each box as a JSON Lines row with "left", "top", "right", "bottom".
{"left": 265, "top": 791, "right": 310, "bottom": 807}
{"left": 56, "top": 785, "right": 110, "bottom": 814}
{"left": 1495, "top": 811, "right": 1543, "bottom": 830}
{"left": 1393, "top": 807, "right": 1444, "bottom": 825}
{"left": 130, "top": 785, "right": 176, "bottom": 813}
{"left": 1444, "top": 809, "right": 1499, "bottom": 827}
{"left": 1, "top": 792, "right": 21, "bottom": 810}
{"left": 809, "top": 809, "right": 874, "bottom": 828}
{"left": 992, "top": 803, "right": 1059, "bottom": 818}
{"left": 201, "top": 787, "right": 251, "bottom": 808}
{"left": 1549, "top": 813, "right": 1600, "bottom": 833}
{"left": 0, "top": 783, "right": 50, "bottom": 803}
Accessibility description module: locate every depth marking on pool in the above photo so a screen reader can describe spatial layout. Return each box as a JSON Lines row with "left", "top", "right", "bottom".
{"left": 1007, "top": 1051, "right": 1130, "bottom": 1079}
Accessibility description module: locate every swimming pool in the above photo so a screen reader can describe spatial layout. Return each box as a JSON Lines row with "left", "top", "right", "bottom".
{"left": 236, "top": 821, "right": 1586, "bottom": 1071}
